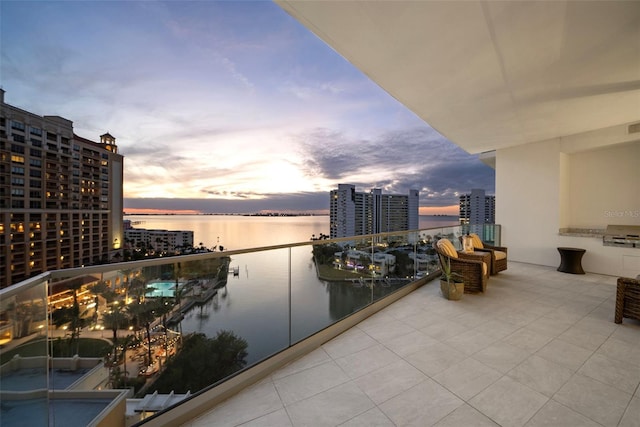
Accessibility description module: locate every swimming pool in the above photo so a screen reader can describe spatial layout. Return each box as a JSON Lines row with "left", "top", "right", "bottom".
{"left": 145, "top": 281, "right": 183, "bottom": 298}
{"left": 0, "top": 397, "right": 114, "bottom": 427}
{"left": 0, "top": 368, "right": 91, "bottom": 391}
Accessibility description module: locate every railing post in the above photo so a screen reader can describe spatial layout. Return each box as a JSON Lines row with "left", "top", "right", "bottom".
{"left": 288, "top": 246, "right": 292, "bottom": 346}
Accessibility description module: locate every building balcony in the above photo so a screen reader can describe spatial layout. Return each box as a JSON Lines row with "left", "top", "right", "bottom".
{"left": 182, "top": 261, "right": 639, "bottom": 427}
{"left": 1, "top": 226, "right": 638, "bottom": 426}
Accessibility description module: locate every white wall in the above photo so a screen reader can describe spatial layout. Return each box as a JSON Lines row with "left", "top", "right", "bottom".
{"left": 496, "top": 139, "right": 640, "bottom": 277}
{"left": 496, "top": 139, "right": 562, "bottom": 267}
{"left": 567, "top": 142, "right": 639, "bottom": 228}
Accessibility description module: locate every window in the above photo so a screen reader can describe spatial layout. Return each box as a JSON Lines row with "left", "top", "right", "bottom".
{"left": 11, "top": 166, "right": 24, "bottom": 175}
{"left": 29, "top": 169, "right": 40, "bottom": 178}
{"left": 11, "top": 155, "right": 24, "bottom": 164}
{"left": 30, "top": 148, "right": 41, "bottom": 157}
{"left": 29, "top": 180, "right": 41, "bottom": 188}
{"left": 30, "top": 127, "right": 42, "bottom": 136}
{"left": 73, "top": 144, "right": 80, "bottom": 151}
{"left": 29, "top": 159, "right": 42, "bottom": 167}
{"left": 12, "top": 134, "right": 25, "bottom": 143}
{"left": 11, "top": 188, "right": 24, "bottom": 197}
{"left": 11, "top": 144, "right": 25, "bottom": 153}
{"left": 11, "top": 121, "right": 25, "bottom": 131}
{"left": 11, "top": 177, "right": 24, "bottom": 185}
{"left": 31, "top": 139, "right": 42, "bottom": 147}
{"left": 12, "top": 200, "right": 24, "bottom": 208}
{"left": 30, "top": 201, "right": 41, "bottom": 209}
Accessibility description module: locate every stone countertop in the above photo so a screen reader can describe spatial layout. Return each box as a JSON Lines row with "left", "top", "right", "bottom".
{"left": 558, "top": 228, "right": 605, "bottom": 237}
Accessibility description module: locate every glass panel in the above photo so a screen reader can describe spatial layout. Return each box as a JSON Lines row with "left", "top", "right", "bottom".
{"left": 3, "top": 225, "right": 471, "bottom": 424}
{"left": 369, "top": 232, "right": 397, "bottom": 302}
{"left": 166, "top": 249, "right": 290, "bottom": 393}
{"left": 0, "top": 279, "right": 49, "bottom": 427}
{"left": 417, "top": 229, "right": 442, "bottom": 278}
{"left": 460, "top": 223, "right": 501, "bottom": 246}
{"left": 290, "top": 242, "right": 373, "bottom": 343}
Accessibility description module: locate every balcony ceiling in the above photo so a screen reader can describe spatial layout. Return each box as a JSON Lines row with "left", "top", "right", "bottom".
{"left": 277, "top": 1, "right": 640, "bottom": 154}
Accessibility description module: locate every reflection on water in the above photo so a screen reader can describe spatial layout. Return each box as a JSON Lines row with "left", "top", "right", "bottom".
{"left": 180, "top": 249, "right": 290, "bottom": 365}
{"left": 178, "top": 245, "right": 412, "bottom": 365}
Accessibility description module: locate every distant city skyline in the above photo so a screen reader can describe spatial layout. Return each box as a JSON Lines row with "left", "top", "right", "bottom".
{"left": 1, "top": 1, "right": 494, "bottom": 215}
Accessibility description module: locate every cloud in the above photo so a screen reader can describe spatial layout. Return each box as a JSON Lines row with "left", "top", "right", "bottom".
{"left": 298, "top": 126, "right": 494, "bottom": 206}
{"left": 2, "top": 1, "right": 495, "bottom": 214}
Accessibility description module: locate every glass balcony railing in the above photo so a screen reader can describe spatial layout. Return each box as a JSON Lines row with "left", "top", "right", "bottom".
{"left": 0, "top": 224, "right": 501, "bottom": 426}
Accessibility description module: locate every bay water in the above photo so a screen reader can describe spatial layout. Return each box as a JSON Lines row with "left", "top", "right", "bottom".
{"left": 124, "top": 214, "right": 459, "bottom": 251}
{"left": 125, "top": 214, "right": 458, "bottom": 367}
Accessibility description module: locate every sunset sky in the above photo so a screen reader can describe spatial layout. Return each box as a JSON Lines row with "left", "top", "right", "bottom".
{"left": 1, "top": 1, "right": 494, "bottom": 215}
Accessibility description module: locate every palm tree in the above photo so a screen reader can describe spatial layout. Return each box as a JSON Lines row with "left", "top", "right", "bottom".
{"left": 127, "top": 277, "right": 146, "bottom": 303}
{"left": 173, "top": 263, "right": 182, "bottom": 308}
{"left": 65, "top": 278, "right": 86, "bottom": 355}
{"left": 102, "top": 305, "right": 129, "bottom": 376}
{"left": 120, "top": 333, "right": 136, "bottom": 388}
{"left": 136, "top": 301, "right": 157, "bottom": 366}
{"left": 102, "top": 305, "right": 128, "bottom": 347}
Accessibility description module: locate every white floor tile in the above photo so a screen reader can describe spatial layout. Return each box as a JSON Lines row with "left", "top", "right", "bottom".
{"left": 274, "top": 360, "right": 350, "bottom": 405}
{"left": 379, "top": 379, "right": 463, "bottom": 426}
{"left": 183, "top": 263, "right": 640, "bottom": 427}
{"left": 286, "top": 382, "right": 375, "bottom": 427}
{"left": 507, "top": 355, "right": 573, "bottom": 397}
{"left": 433, "top": 357, "right": 502, "bottom": 401}
{"left": 469, "top": 376, "right": 548, "bottom": 427}
{"left": 553, "top": 374, "right": 632, "bottom": 427}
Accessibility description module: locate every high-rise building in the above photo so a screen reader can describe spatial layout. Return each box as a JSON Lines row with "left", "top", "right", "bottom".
{"left": 459, "top": 189, "right": 495, "bottom": 225}
{"left": 124, "top": 225, "right": 194, "bottom": 253}
{"left": 330, "top": 184, "right": 419, "bottom": 238}
{"left": 0, "top": 89, "right": 124, "bottom": 288}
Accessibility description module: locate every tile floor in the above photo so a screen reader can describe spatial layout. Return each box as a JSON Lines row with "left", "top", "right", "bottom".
{"left": 186, "top": 262, "right": 640, "bottom": 427}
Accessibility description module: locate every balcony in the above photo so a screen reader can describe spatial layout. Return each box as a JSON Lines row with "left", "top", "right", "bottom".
{"left": 1, "top": 226, "right": 638, "bottom": 427}
{"left": 183, "top": 261, "right": 640, "bottom": 427}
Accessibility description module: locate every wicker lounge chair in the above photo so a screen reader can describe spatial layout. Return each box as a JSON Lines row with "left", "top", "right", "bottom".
{"left": 614, "top": 277, "right": 640, "bottom": 324}
{"left": 459, "top": 233, "right": 508, "bottom": 275}
{"left": 435, "top": 239, "right": 489, "bottom": 293}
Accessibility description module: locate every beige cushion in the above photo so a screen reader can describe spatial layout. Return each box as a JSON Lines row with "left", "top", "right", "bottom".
{"left": 482, "top": 262, "right": 488, "bottom": 276}
{"left": 494, "top": 250, "right": 507, "bottom": 261}
{"left": 437, "top": 239, "right": 458, "bottom": 258}
{"left": 470, "top": 233, "right": 484, "bottom": 249}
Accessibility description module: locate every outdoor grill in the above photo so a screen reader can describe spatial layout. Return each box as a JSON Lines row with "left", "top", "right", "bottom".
{"left": 603, "top": 225, "right": 640, "bottom": 248}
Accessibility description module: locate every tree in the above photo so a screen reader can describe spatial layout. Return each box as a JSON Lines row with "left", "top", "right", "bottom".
{"left": 389, "top": 250, "right": 412, "bottom": 277}
{"left": 173, "top": 263, "right": 182, "bottom": 307}
{"left": 149, "top": 331, "right": 248, "bottom": 394}
{"left": 59, "top": 278, "right": 87, "bottom": 355}
{"left": 91, "top": 280, "right": 117, "bottom": 304}
{"left": 311, "top": 243, "right": 342, "bottom": 265}
{"left": 102, "top": 306, "right": 128, "bottom": 346}
{"left": 128, "top": 301, "right": 157, "bottom": 366}
{"left": 127, "top": 277, "right": 146, "bottom": 302}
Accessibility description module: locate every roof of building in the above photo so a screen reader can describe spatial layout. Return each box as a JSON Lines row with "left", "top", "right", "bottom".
{"left": 276, "top": 1, "right": 640, "bottom": 154}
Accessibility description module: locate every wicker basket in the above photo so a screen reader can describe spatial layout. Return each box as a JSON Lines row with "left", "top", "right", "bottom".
{"left": 615, "top": 277, "right": 640, "bottom": 324}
